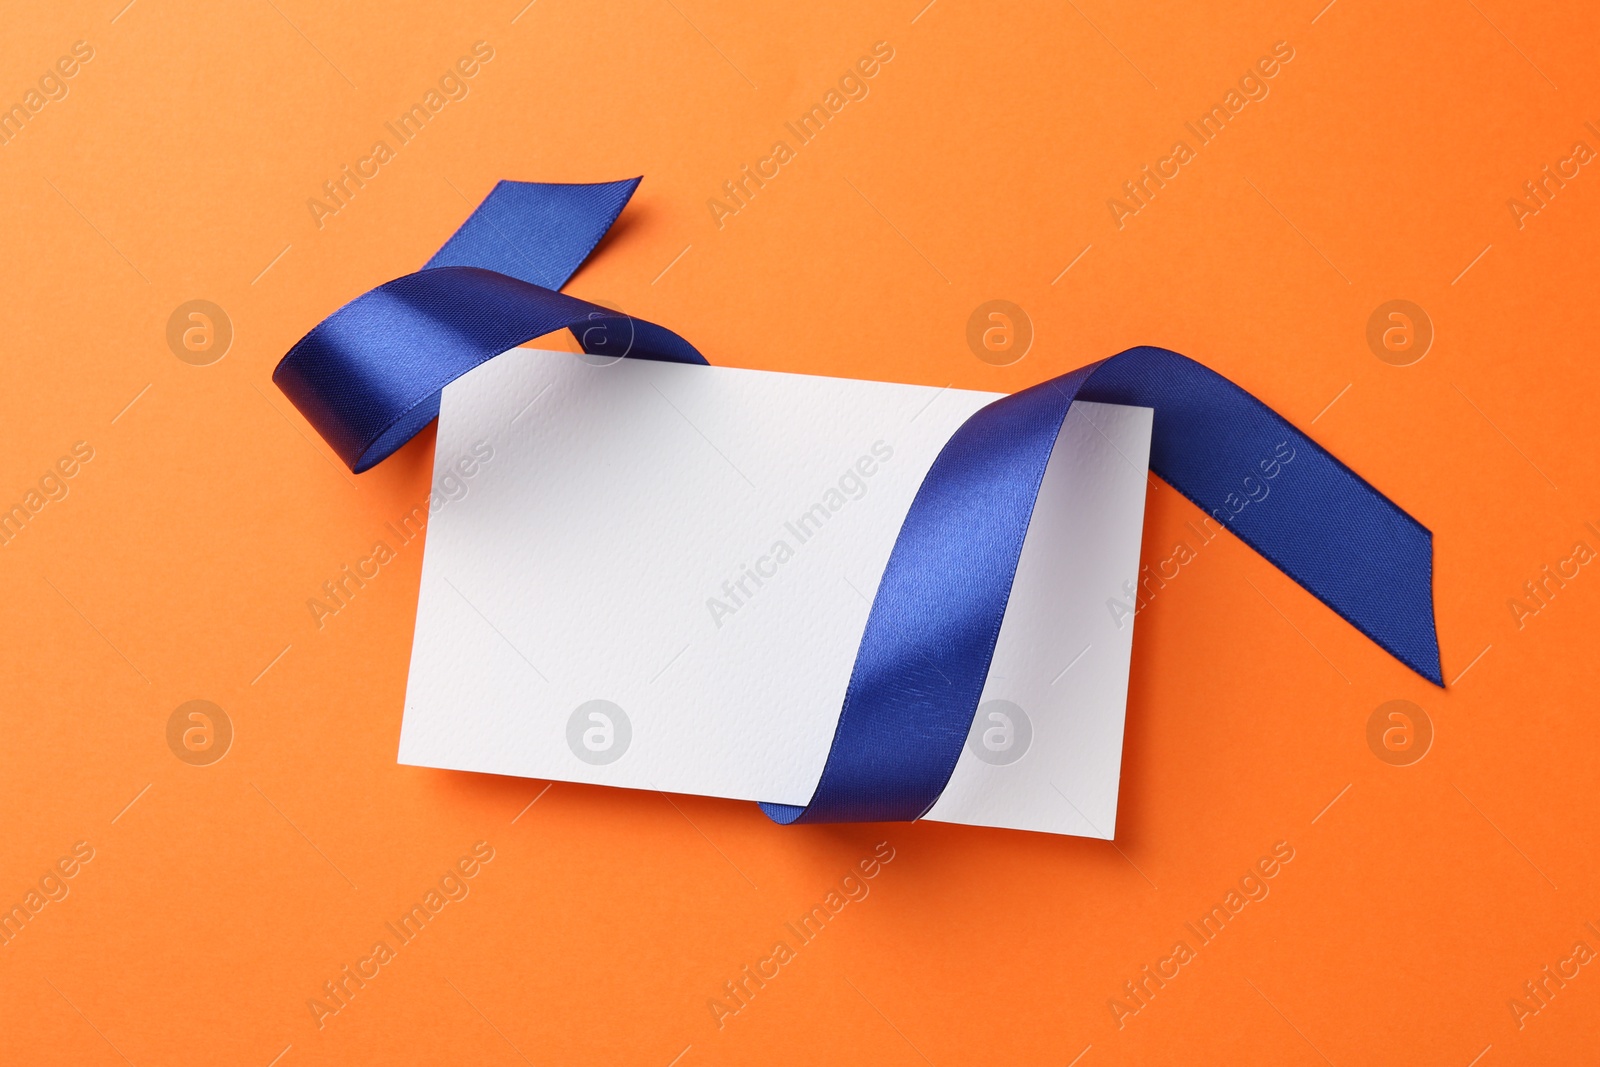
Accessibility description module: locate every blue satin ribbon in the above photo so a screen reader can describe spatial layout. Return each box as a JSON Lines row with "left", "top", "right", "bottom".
{"left": 275, "top": 178, "right": 1445, "bottom": 827}
{"left": 275, "top": 178, "right": 705, "bottom": 473}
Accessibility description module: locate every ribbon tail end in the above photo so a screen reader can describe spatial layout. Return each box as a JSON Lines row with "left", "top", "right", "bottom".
{"left": 1410, "top": 638, "right": 1446, "bottom": 688}
{"left": 759, "top": 801, "right": 806, "bottom": 825}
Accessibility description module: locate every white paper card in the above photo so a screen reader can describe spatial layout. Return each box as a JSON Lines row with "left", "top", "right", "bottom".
{"left": 399, "top": 349, "right": 1151, "bottom": 838}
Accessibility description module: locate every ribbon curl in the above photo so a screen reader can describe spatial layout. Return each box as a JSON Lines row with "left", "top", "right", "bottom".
{"left": 275, "top": 178, "right": 1445, "bottom": 826}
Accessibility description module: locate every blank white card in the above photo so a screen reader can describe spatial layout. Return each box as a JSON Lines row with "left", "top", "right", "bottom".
{"left": 399, "top": 350, "right": 1151, "bottom": 838}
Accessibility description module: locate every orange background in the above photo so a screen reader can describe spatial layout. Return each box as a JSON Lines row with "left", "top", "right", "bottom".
{"left": 2, "top": 0, "right": 1598, "bottom": 1063}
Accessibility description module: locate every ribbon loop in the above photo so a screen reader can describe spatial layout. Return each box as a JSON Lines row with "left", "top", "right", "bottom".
{"left": 274, "top": 179, "right": 704, "bottom": 472}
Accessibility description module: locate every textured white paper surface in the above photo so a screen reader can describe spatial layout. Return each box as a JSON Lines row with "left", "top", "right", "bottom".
{"left": 399, "top": 349, "right": 1151, "bottom": 838}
